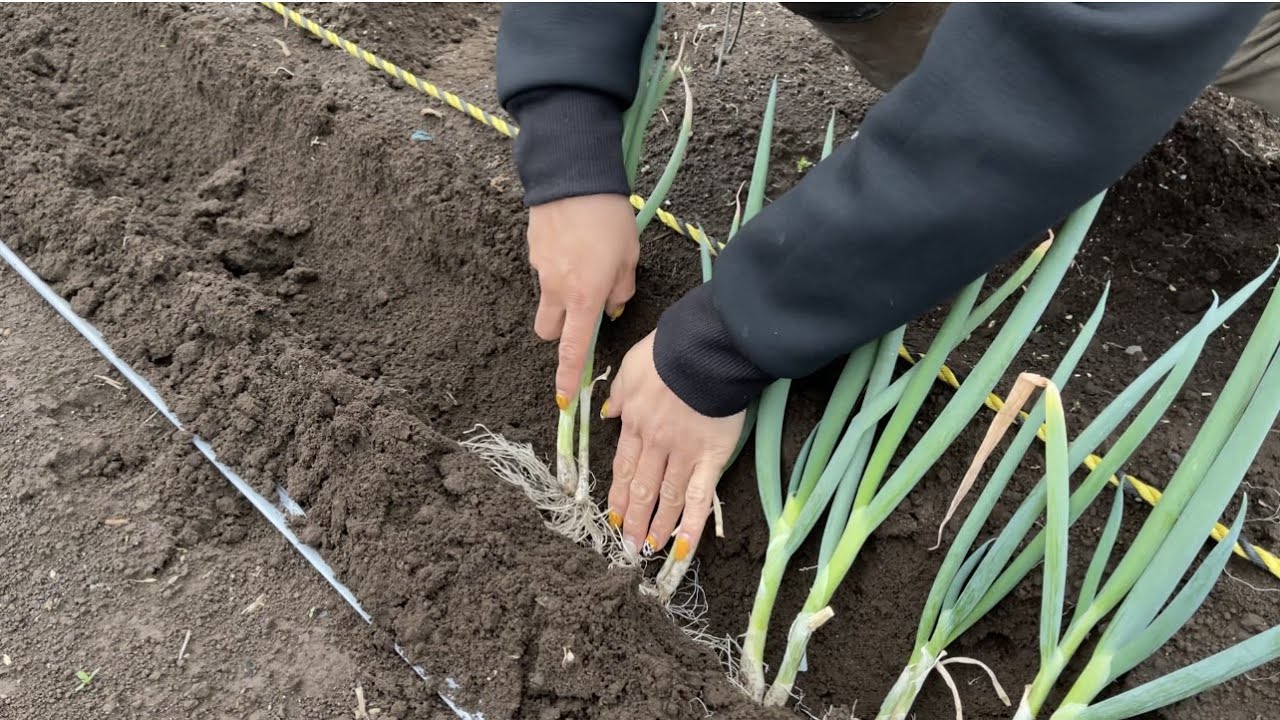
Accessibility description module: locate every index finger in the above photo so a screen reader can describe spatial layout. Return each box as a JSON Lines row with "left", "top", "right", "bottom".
{"left": 554, "top": 301, "right": 603, "bottom": 407}
{"left": 672, "top": 462, "right": 722, "bottom": 562}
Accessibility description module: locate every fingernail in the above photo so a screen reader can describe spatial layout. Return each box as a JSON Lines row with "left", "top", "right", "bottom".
{"left": 645, "top": 535, "right": 658, "bottom": 554}
{"left": 622, "top": 538, "right": 638, "bottom": 556}
{"left": 674, "top": 536, "right": 691, "bottom": 561}
{"left": 555, "top": 393, "right": 569, "bottom": 411}
{"left": 607, "top": 510, "right": 622, "bottom": 529}
{"left": 609, "top": 304, "right": 625, "bottom": 321}
{"left": 599, "top": 400, "right": 610, "bottom": 419}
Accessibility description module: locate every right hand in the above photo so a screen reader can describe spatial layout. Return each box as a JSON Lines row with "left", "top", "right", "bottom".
{"left": 527, "top": 194, "right": 639, "bottom": 409}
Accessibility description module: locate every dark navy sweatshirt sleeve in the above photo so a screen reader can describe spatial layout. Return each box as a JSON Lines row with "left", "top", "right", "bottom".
{"left": 654, "top": 3, "right": 1266, "bottom": 416}
{"left": 496, "top": 3, "right": 656, "bottom": 206}
{"left": 496, "top": 3, "right": 1265, "bottom": 418}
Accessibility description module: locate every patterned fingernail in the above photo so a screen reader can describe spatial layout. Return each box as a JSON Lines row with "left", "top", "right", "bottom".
{"left": 674, "top": 537, "right": 691, "bottom": 561}
{"left": 644, "top": 535, "right": 658, "bottom": 555}
{"left": 555, "top": 393, "right": 569, "bottom": 411}
{"left": 607, "top": 511, "right": 622, "bottom": 529}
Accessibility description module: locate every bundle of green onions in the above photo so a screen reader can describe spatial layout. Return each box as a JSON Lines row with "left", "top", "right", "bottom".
{"left": 727, "top": 79, "right": 1100, "bottom": 704}
{"left": 465, "top": 4, "right": 693, "bottom": 563}
{"left": 1005, "top": 256, "right": 1280, "bottom": 719}
{"left": 875, "top": 255, "right": 1279, "bottom": 719}
{"left": 754, "top": 200, "right": 1090, "bottom": 705}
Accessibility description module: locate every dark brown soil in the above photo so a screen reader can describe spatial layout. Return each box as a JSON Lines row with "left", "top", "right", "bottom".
{"left": 0, "top": 269, "right": 453, "bottom": 719}
{"left": 3, "top": 3, "right": 1280, "bottom": 719}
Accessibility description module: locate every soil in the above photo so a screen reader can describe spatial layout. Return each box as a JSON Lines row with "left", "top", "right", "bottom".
{"left": 3, "top": 3, "right": 1280, "bottom": 720}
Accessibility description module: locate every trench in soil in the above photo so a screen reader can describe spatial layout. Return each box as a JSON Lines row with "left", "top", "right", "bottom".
{"left": 4, "top": 3, "right": 1280, "bottom": 719}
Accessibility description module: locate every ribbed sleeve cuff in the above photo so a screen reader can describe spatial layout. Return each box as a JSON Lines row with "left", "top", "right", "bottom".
{"left": 506, "top": 88, "right": 630, "bottom": 207}
{"left": 654, "top": 283, "right": 774, "bottom": 417}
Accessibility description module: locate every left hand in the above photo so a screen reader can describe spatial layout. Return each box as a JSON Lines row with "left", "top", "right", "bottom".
{"left": 601, "top": 331, "right": 745, "bottom": 560}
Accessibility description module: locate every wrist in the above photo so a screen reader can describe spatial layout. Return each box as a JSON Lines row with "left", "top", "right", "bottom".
{"left": 507, "top": 88, "right": 630, "bottom": 207}
{"left": 654, "top": 283, "right": 774, "bottom": 417}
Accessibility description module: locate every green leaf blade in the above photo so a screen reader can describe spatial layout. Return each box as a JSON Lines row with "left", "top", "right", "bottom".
{"left": 1040, "top": 381, "right": 1071, "bottom": 665}
{"left": 948, "top": 257, "right": 1275, "bottom": 639}
{"left": 864, "top": 193, "right": 1105, "bottom": 535}
{"left": 787, "top": 426, "right": 819, "bottom": 498}
{"left": 939, "top": 285, "right": 1107, "bottom": 643}
{"left": 1108, "top": 497, "right": 1249, "bottom": 683}
{"left": 744, "top": 77, "right": 778, "bottom": 223}
{"left": 853, "top": 281, "right": 984, "bottom": 513}
{"left": 1070, "top": 480, "right": 1125, "bottom": 630}
{"left": 621, "top": 4, "right": 665, "bottom": 184}
{"left": 1073, "top": 624, "right": 1280, "bottom": 720}
{"left": 755, "top": 379, "right": 791, "bottom": 529}
{"left": 1098, "top": 277, "right": 1280, "bottom": 645}
{"left": 821, "top": 110, "right": 836, "bottom": 160}
{"left": 796, "top": 341, "right": 881, "bottom": 504}
{"left": 942, "top": 538, "right": 996, "bottom": 614}
{"left": 634, "top": 69, "right": 693, "bottom": 233}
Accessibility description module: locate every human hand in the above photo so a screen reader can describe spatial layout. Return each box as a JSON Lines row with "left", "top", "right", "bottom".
{"left": 601, "top": 331, "right": 745, "bottom": 559}
{"left": 527, "top": 194, "right": 639, "bottom": 409}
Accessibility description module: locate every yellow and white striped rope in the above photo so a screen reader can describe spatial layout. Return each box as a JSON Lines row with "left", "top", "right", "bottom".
{"left": 898, "top": 346, "right": 1280, "bottom": 580}
{"left": 259, "top": 1, "right": 717, "bottom": 254}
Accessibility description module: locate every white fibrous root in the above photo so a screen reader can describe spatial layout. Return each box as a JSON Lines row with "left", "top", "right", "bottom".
{"left": 648, "top": 560, "right": 742, "bottom": 690}
{"left": 462, "top": 425, "right": 637, "bottom": 568}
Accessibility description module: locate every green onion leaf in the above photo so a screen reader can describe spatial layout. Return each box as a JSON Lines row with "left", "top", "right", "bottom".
{"left": 1040, "top": 379, "right": 1070, "bottom": 665}
{"left": 1069, "top": 481, "right": 1124, "bottom": 630}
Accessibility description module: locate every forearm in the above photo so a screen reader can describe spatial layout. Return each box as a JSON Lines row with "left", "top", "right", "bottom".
{"left": 656, "top": 2, "right": 1266, "bottom": 417}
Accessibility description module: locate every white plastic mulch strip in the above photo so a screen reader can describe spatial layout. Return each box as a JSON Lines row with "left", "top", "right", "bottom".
{"left": 0, "top": 239, "right": 482, "bottom": 720}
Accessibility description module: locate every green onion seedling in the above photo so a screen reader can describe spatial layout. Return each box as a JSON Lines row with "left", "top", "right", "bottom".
{"left": 722, "top": 86, "right": 1091, "bottom": 702}
{"left": 73, "top": 668, "right": 99, "bottom": 693}
{"left": 758, "top": 195, "right": 1104, "bottom": 707}
{"left": 875, "top": 255, "right": 1279, "bottom": 719}
{"left": 1011, "top": 262, "right": 1280, "bottom": 719}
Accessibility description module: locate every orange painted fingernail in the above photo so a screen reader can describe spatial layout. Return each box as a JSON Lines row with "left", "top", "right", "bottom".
{"left": 674, "top": 537, "right": 690, "bottom": 561}
{"left": 555, "top": 393, "right": 569, "bottom": 411}
{"left": 608, "top": 511, "right": 622, "bottom": 529}
{"left": 609, "top": 304, "right": 625, "bottom": 321}
{"left": 645, "top": 535, "right": 658, "bottom": 552}
{"left": 599, "top": 400, "right": 610, "bottom": 419}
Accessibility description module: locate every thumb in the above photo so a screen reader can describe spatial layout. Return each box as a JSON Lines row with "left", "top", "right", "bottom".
{"left": 600, "top": 382, "right": 623, "bottom": 419}
{"left": 605, "top": 264, "right": 636, "bottom": 321}
{"left": 555, "top": 304, "right": 601, "bottom": 409}
{"left": 600, "top": 336, "right": 641, "bottom": 419}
